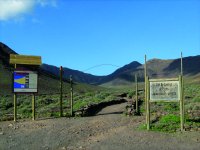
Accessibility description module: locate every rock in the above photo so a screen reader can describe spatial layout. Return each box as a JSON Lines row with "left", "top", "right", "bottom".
{"left": 0, "top": 132, "right": 4, "bottom": 135}
{"left": 13, "top": 126, "right": 19, "bottom": 130}
{"left": 8, "top": 124, "right": 13, "bottom": 127}
{"left": 75, "top": 131, "right": 79, "bottom": 134}
{"left": 190, "top": 129, "right": 195, "bottom": 132}
{"left": 61, "top": 147, "right": 66, "bottom": 150}
{"left": 75, "top": 111, "right": 83, "bottom": 117}
{"left": 192, "top": 138, "right": 199, "bottom": 142}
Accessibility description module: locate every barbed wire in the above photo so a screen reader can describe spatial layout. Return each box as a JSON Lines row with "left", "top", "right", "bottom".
{"left": 82, "top": 64, "right": 121, "bottom": 72}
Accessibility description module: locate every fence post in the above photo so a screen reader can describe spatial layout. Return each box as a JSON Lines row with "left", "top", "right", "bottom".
{"left": 60, "top": 66, "right": 63, "bottom": 117}
{"left": 70, "top": 75, "right": 73, "bottom": 117}
{"left": 135, "top": 74, "right": 138, "bottom": 114}
{"left": 144, "top": 55, "right": 147, "bottom": 124}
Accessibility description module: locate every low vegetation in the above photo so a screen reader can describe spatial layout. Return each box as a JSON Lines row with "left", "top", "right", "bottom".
{"left": 138, "top": 83, "right": 200, "bottom": 132}
{"left": 1, "top": 80, "right": 200, "bottom": 133}
{"left": 0, "top": 89, "right": 120, "bottom": 121}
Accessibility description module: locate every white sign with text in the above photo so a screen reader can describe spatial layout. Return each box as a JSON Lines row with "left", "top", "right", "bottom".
{"left": 150, "top": 80, "right": 180, "bottom": 101}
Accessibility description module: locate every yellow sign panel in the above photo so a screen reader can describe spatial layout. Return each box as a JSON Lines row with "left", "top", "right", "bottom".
{"left": 10, "top": 54, "right": 42, "bottom": 65}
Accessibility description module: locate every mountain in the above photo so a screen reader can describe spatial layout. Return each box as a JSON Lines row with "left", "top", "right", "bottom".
{"left": 1, "top": 42, "right": 200, "bottom": 89}
{"left": 100, "top": 56, "right": 200, "bottom": 86}
{"left": 40, "top": 52, "right": 200, "bottom": 85}
{"left": 40, "top": 64, "right": 104, "bottom": 85}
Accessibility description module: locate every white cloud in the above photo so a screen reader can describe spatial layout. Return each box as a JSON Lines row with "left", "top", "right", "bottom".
{"left": 37, "top": 0, "right": 57, "bottom": 7}
{"left": 0, "top": 0, "right": 57, "bottom": 21}
{"left": 31, "top": 18, "right": 41, "bottom": 24}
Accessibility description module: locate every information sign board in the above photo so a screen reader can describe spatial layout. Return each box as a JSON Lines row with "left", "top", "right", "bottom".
{"left": 149, "top": 80, "right": 180, "bottom": 101}
{"left": 13, "top": 71, "right": 38, "bottom": 93}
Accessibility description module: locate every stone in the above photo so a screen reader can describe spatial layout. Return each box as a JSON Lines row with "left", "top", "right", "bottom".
{"left": 8, "top": 124, "right": 13, "bottom": 127}
{"left": 75, "top": 131, "right": 79, "bottom": 134}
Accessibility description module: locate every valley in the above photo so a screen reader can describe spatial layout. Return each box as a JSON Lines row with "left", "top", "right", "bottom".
{"left": 0, "top": 42, "right": 200, "bottom": 150}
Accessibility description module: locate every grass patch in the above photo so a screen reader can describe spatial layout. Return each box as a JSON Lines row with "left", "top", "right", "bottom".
{"left": 138, "top": 124, "right": 147, "bottom": 130}
{"left": 0, "top": 90, "right": 120, "bottom": 120}
{"left": 151, "top": 114, "right": 180, "bottom": 132}
{"left": 138, "top": 115, "right": 180, "bottom": 133}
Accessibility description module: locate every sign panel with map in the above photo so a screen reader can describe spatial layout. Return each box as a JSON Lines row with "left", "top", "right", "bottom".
{"left": 13, "top": 71, "right": 38, "bottom": 93}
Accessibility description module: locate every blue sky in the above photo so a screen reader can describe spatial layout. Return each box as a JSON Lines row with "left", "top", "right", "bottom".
{"left": 0, "top": 0, "right": 199, "bottom": 76}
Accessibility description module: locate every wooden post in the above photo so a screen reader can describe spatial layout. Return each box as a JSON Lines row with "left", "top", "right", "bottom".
{"left": 60, "top": 66, "right": 63, "bottom": 117}
{"left": 135, "top": 74, "right": 138, "bottom": 114}
{"left": 144, "top": 55, "right": 147, "bottom": 124}
{"left": 70, "top": 75, "right": 73, "bottom": 117}
{"left": 32, "top": 94, "right": 35, "bottom": 120}
{"left": 146, "top": 76, "right": 150, "bottom": 130}
{"left": 181, "top": 52, "right": 184, "bottom": 130}
{"left": 181, "top": 52, "right": 183, "bottom": 76}
{"left": 179, "top": 76, "right": 184, "bottom": 131}
{"left": 14, "top": 64, "right": 17, "bottom": 122}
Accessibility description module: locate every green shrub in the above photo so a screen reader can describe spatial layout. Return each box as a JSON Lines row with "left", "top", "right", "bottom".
{"left": 151, "top": 114, "right": 180, "bottom": 132}
{"left": 192, "top": 96, "right": 200, "bottom": 102}
{"left": 163, "top": 103, "right": 179, "bottom": 112}
{"left": 128, "top": 91, "right": 135, "bottom": 98}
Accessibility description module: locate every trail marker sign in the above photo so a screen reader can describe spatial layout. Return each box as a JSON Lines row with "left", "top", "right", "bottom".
{"left": 13, "top": 71, "right": 38, "bottom": 93}
{"left": 149, "top": 79, "right": 180, "bottom": 102}
{"left": 9, "top": 54, "right": 41, "bottom": 121}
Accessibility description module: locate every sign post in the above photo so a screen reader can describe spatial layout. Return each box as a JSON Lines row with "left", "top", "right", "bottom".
{"left": 14, "top": 64, "right": 17, "bottom": 122}
{"left": 32, "top": 94, "right": 35, "bottom": 120}
{"left": 179, "top": 75, "right": 184, "bottom": 131}
{"left": 180, "top": 52, "right": 184, "bottom": 131}
{"left": 146, "top": 76, "right": 150, "bottom": 130}
{"left": 10, "top": 54, "right": 41, "bottom": 121}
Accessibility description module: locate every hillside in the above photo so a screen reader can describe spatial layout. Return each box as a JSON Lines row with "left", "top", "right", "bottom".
{"left": 36, "top": 54, "right": 200, "bottom": 86}
{"left": 0, "top": 42, "right": 102, "bottom": 95}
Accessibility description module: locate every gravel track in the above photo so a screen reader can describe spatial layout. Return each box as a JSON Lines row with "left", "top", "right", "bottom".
{"left": 0, "top": 102, "right": 200, "bottom": 150}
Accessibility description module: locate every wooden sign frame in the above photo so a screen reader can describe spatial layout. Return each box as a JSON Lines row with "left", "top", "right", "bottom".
{"left": 144, "top": 53, "right": 184, "bottom": 131}
{"left": 9, "top": 54, "right": 42, "bottom": 122}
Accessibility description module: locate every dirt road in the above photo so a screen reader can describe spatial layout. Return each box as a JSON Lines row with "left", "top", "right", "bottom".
{"left": 0, "top": 102, "right": 200, "bottom": 150}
